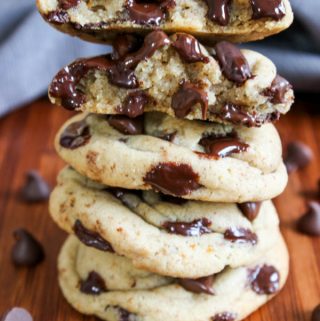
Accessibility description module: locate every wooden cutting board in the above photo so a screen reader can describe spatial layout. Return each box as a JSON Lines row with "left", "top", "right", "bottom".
{"left": 0, "top": 98, "right": 319, "bottom": 320}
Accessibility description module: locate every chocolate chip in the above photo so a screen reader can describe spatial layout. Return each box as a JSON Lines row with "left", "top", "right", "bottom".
{"left": 163, "top": 218, "right": 212, "bottom": 236}
{"left": 108, "top": 115, "right": 144, "bottom": 135}
{"left": 263, "top": 75, "right": 292, "bottom": 104}
{"left": 112, "top": 35, "right": 143, "bottom": 60}
{"left": 214, "top": 41, "right": 252, "bottom": 85}
{"left": 58, "top": 0, "right": 80, "bottom": 10}
{"left": 312, "top": 304, "right": 320, "bottom": 321}
{"left": 205, "top": 0, "right": 232, "bottom": 26}
{"left": 284, "top": 141, "right": 313, "bottom": 173}
{"left": 172, "top": 33, "right": 209, "bottom": 63}
{"left": 12, "top": 229, "right": 45, "bottom": 267}
{"left": 144, "top": 162, "right": 201, "bottom": 196}
{"left": 1, "top": 307, "right": 33, "bottom": 321}
{"left": 117, "top": 91, "right": 149, "bottom": 118}
{"left": 60, "top": 120, "right": 91, "bottom": 149}
{"left": 20, "top": 171, "right": 50, "bottom": 202}
{"left": 126, "top": 0, "right": 175, "bottom": 25}
{"left": 211, "top": 312, "right": 236, "bottom": 321}
{"left": 198, "top": 133, "right": 249, "bottom": 158}
{"left": 45, "top": 10, "right": 70, "bottom": 24}
{"left": 297, "top": 201, "right": 320, "bottom": 236}
{"left": 224, "top": 227, "right": 258, "bottom": 245}
{"left": 80, "top": 271, "right": 107, "bottom": 295}
{"left": 238, "top": 202, "right": 262, "bottom": 221}
{"left": 172, "top": 81, "right": 208, "bottom": 119}
{"left": 250, "top": 0, "right": 286, "bottom": 20}
{"left": 73, "top": 220, "right": 114, "bottom": 252}
{"left": 179, "top": 275, "right": 214, "bottom": 295}
{"left": 249, "top": 264, "right": 280, "bottom": 295}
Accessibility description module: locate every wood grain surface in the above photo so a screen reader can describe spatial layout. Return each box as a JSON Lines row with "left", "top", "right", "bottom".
{"left": 0, "top": 97, "right": 319, "bottom": 320}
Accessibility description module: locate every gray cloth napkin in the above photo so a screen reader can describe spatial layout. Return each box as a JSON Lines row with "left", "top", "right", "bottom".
{"left": 0, "top": 0, "right": 319, "bottom": 117}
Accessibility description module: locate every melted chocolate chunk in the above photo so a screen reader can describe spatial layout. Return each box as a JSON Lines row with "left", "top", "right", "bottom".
{"left": 144, "top": 162, "right": 201, "bottom": 196}
{"left": 179, "top": 275, "right": 214, "bottom": 295}
{"left": 249, "top": 264, "right": 280, "bottom": 295}
{"left": 117, "top": 91, "right": 149, "bottom": 118}
{"left": 250, "top": 0, "right": 286, "bottom": 20}
{"left": 112, "top": 34, "right": 143, "bottom": 60}
{"left": 206, "top": 0, "right": 232, "bottom": 26}
{"left": 238, "top": 202, "right": 262, "bottom": 221}
{"left": 172, "top": 33, "right": 209, "bottom": 63}
{"left": 284, "top": 141, "right": 313, "bottom": 173}
{"left": 214, "top": 41, "right": 252, "bottom": 84}
{"left": 312, "top": 305, "right": 320, "bottom": 321}
{"left": 73, "top": 220, "right": 114, "bottom": 252}
{"left": 1, "top": 308, "right": 33, "bottom": 321}
{"left": 211, "top": 312, "right": 236, "bottom": 321}
{"left": 224, "top": 227, "right": 258, "bottom": 245}
{"left": 297, "top": 201, "right": 320, "bottom": 236}
{"left": 59, "top": 120, "right": 91, "bottom": 149}
{"left": 172, "top": 81, "right": 208, "bottom": 119}
{"left": 12, "top": 229, "right": 45, "bottom": 267}
{"left": 264, "top": 75, "right": 292, "bottom": 104}
{"left": 45, "top": 10, "right": 70, "bottom": 24}
{"left": 58, "top": 0, "right": 80, "bottom": 10}
{"left": 108, "top": 115, "right": 144, "bottom": 135}
{"left": 163, "top": 218, "right": 212, "bottom": 236}
{"left": 126, "top": 0, "right": 175, "bottom": 25}
{"left": 198, "top": 133, "right": 249, "bottom": 158}
{"left": 80, "top": 271, "right": 107, "bottom": 295}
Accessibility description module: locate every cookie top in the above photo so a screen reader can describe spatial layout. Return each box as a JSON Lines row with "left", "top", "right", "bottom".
{"left": 55, "top": 112, "right": 287, "bottom": 202}
{"left": 58, "top": 234, "right": 289, "bottom": 321}
{"left": 37, "top": 0, "right": 293, "bottom": 44}
{"left": 48, "top": 32, "right": 294, "bottom": 127}
{"left": 51, "top": 166, "right": 282, "bottom": 277}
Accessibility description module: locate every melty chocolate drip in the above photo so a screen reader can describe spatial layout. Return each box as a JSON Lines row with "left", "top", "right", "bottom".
{"left": 206, "top": 0, "right": 232, "bottom": 26}
{"left": 172, "top": 33, "right": 209, "bottom": 63}
{"left": 250, "top": 0, "right": 286, "bottom": 20}
{"left": 107, "top": 115, "right": 144, "bottom": 135}
{"left": 80, "top": 271, "right": 107, "bottom": 295}
{"left": 60, "top": 119, "right": 91, "bottom": 149}
{"left": 264, "top": 74, "right": 292, "bottom": 104}
{"left": 117, "top": 91, "right": 150, "bottom": 118}
{"left": 73, "top": 220, "right": 114, "bottom": 252}
{"left": 224, "top": 227, "right": 258, "bottom": 245}
{"left": 58, "top": 0, "right": 80, "bottom": 10}
{"left": 126, "top": 0, "right": 176, "bottom": 25}
{"left": 172, "top": 81, "right": 208, "bottom": 119}
{"left": 214, "top": 41, "right": 252, "bottom": 84}
{"left": 249, "top": 264, "right": 280, "bottom": 294}
{"left": 163, "top": 218, "right": 212, "bottom": 236}
{"left": 198, "top": 133, "right": 249, "bottom": 158}
{"left": 144, "top": 162, "right": 201, "bottom": 196}
{"left": 179, "top": 275, "right": 214, "bottom": 295}
{"left": 238, "top": 202, "right": 262, "bottom": 221}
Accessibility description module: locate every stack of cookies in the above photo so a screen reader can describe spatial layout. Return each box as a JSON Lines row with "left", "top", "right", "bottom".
{"left": 37, "top": 1, "right": 295, "bottom": 320}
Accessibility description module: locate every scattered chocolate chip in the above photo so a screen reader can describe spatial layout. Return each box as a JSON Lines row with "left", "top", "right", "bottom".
{"left": 20, "top": 170, "right": 50, "bottom": 202}
{"left": 45, "top": 10, "right": 70, "bottom": 24}
{"left": 126, "top": 0, "right": 175, "bottom": 25}
{"left": 211, "top": 312, "right": 236, "bottom": 321}
{"left": 58, "top": 0, "right": 80, "bottom": 10}
{"left": 297, "top": 201, "right": 320, "bottom": 236}
{"left": 224, "top": 227, "right": 258, "bottom": 245}
{"left": 73, "top": 220, "right": 114, "bottom": 252}
{"left": 238, "top": 202, "right": 262, "bottom": 221}
{"left": 117, "top": 91, "right": 149, "bottom": 118}
{"left": 284, "top": 141, "right": 313, "bottom": 173}
{"left": 163, "top": 218, "right": 212, "bottom": 236}
{"left": 214, "top": 41, "right": 252, "bottom": 85}
{"left": 250, "top": 0, "right": 286, "bottom": 20}
{"left": 1, "top": 307, "right": 33, "bottom": 321}
{"left": 172, "top": 81, "right": 208, "bottom": 119}
{"left": 263, "top": 75, "right": 292, "bottom": 104}
{"left": 108, "top": 115, "right": 144, "bottom": 135}
{"left": 155, "top": 131, "right": 177, "bottom": 142}
{"left": 12, "top": 229, "right": 45, "bottom": 267}
{"left": 312, "top": 304, "right": 320, "bottom": 321}
{"left": 179, "top": 275, "right": 214, "bottom": 295}
{"left": 144, "top": 162, "right": 201, "bottom": 196}
{"left": 172, "top": 33, "right": 209, "bottom": 63}
{"left": 205, "top": 0, "right": 232, "bottom": 26}
{"left": 249, "top": 264, "right": 280, "bottom": 295}
{"left": 80, "top": 271, "right": 107, "bottom": 295}
{"left": 198, "top": 133, "right": 249, "bottom": 158}
{"left": 60, "top": 120, "right": 91, "bottom": 149}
